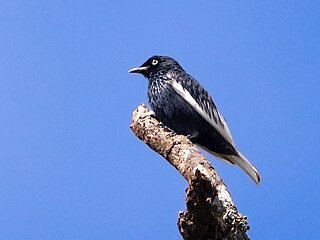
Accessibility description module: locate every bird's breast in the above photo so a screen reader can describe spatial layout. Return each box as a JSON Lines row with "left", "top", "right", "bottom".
{"left": 147, "top": 75, "right": 203, "bottom": 136}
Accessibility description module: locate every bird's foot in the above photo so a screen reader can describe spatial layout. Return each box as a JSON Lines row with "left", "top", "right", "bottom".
{"left": 186, "top": 132, "right": 199, "bottom": 141}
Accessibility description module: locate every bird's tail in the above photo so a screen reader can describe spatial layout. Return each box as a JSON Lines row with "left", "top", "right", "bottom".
{"left": 222, "top": 151, "right": 261, "bottom": 184}
{"left": 196, "top": 144, "right": 261, "bottom": 184}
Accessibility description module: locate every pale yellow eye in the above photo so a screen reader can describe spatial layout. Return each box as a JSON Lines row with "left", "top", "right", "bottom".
{"left": 151, "top": 59, "right": 158, "bottom": 65}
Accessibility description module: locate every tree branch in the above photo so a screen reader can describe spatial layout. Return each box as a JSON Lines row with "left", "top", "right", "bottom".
{"left": 130, "top": 105, "right": 250, "bottom": 240}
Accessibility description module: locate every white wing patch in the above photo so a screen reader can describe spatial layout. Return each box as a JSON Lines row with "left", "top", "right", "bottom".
{"left": 171, "top": 79, "right": 235, "bottom": 146}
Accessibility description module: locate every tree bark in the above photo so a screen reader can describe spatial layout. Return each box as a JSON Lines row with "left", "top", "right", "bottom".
{"left": 130, "top": 105, "right": 250, "bottom": 240}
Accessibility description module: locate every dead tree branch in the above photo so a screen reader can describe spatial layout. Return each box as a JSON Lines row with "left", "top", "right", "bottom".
{"left": 130, "top": 105, "right": 250, "bottom": 240}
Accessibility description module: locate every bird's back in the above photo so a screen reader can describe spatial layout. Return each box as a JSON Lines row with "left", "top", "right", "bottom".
{"left": 147, "top": 70, "right": 238, "bottom": 155}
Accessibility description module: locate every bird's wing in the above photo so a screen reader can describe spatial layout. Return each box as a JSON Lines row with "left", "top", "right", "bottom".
{"left": 170, "top": 75, "right": 235, "bottom": 146}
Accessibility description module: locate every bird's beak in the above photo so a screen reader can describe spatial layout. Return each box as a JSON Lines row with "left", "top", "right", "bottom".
{"left": 128, "top": 66, "right": 149, "bottom": 74}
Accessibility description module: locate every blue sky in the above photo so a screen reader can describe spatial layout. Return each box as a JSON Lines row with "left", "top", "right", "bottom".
{"left": 0, "top": 1, "right": 319, "bottom": 239}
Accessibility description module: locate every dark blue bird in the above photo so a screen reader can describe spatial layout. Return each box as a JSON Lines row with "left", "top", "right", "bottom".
{"left": 129, "top": 55, "right": 261, "bottom": 184}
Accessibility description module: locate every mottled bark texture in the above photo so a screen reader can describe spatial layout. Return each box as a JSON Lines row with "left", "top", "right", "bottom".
{"left": 130, "top": 105, "right": 250, "bottom": 240}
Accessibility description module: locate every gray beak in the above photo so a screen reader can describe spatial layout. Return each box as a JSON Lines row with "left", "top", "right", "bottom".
{"left": 128, "top": 66, "right": 149, "bottom": 74}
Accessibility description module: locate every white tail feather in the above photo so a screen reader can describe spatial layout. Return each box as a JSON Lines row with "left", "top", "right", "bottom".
{"left": 197, "top": 144, "right": 261, "bottom": 184}
{"left": 223, "top": 152, "right": 261, "bottom": 184}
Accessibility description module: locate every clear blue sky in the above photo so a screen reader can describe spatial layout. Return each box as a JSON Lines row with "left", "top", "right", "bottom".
{"left": 0, "top": 1, "right": 319, "bottom": 239}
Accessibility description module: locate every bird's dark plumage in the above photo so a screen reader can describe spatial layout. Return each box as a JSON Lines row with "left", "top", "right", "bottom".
{"left": 129, "top": 55, "right": 261, "bottom": 184}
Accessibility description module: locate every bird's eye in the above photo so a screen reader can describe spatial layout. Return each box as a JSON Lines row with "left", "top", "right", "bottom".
{"left": 151, "top": 59, "right": 158, "bottom": 65}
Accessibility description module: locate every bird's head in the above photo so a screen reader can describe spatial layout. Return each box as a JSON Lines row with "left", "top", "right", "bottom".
{"left": 128, "top": 55, "right": 183, "bottom": 78}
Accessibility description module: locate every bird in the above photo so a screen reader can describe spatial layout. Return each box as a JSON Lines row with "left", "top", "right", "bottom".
{"left": 128, "top": 55, "right": 261, "bottom": 184}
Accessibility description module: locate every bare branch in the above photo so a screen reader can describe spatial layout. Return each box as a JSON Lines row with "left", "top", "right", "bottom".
{"left": 130, "top": 105, "right": 250, "bottom": 240}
